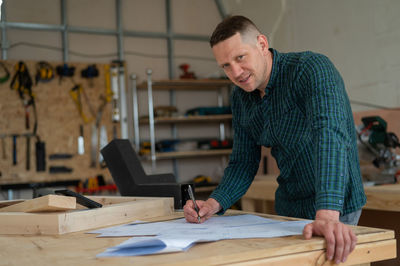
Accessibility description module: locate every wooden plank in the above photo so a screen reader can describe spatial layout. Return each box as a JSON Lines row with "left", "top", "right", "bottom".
{"left": 0, "top": 195, "right": 76, "bottom": 213}
{"left": 150, "top": 149, "right": 232, "bottom": 160}
{"left": 226, "top": 239, "right": 396, "bottom": 266}
{"left": 138, "top": 79, "right": 232, "bottom": 90}
{"left": 0, "top": 199, "right": 25, "bottom": 208}
{"left": 364, "top": 184, "right": 400, "bottom": 212}
{"left": 58, "top": 197, "right": 174, "bottom": 234}
{"left": 242, "top": 176, "right": 400, "bottom": 213}
{"left": 242, "top": 176, "right": 278, "bottom": 201}
{"left": 0, "top": 196, "right": 174, "bottom": 235}
{"left": 139, "top": 114, "right": 232, "bottom": 124}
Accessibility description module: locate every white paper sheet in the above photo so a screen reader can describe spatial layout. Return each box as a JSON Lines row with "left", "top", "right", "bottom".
{"left": 93, "top": 214, "right": 311, "bottom": 257}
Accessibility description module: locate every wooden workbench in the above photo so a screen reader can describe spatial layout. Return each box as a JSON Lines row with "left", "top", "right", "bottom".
{"left": 0, "top": 210, "right": 396, "bottom": 265}
{"left": 241, "top": 175, "right": 400, "bottom": 265}
{"left": 241, "top": 175, "right": 400, "bottom": 213}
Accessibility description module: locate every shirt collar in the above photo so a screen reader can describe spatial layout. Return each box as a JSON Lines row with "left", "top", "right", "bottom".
{"left": 266, "top": 48, "right": 280, "bottom": 90}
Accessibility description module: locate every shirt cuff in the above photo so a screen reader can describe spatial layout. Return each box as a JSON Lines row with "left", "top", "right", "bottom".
{"left": 315, "top": 189, "right": 345, "bottom": 213}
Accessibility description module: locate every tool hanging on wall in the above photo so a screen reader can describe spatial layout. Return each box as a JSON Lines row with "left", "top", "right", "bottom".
{"left": 0, "top": 134, "right": 6, "bottom": 160}
{"left": 10, "top": 61, "right": 38, "bottom": 133}
{"left": 78, "top": 125, "right": 85, "bottom": 155}
{"left": 99, "top": 125, "right": 108, "bottom": 168}
{"left": 110, "top": 64, "right": 120, "bottom": 123}
{"left": 90, "top": 95, "right": 109, "bottom": 168}
{"left": 81, "top": 64, "right": 99, "bottom": 87}
{"left": 26, "top": 134, "right": 31, "bottom": 170}
{"left": 49, "top": 166, "right": 73, "bottom": 174}
{"left": 56, "top": 63, "right": 75, "bottom": 84}
{"left": 110, "top": 61, "right": 127, "bottom": 139}
{"left": 104, "top": 64, "right": 116, "bottom": 141}
{"left": 104, "top": 65, "right": 113, "bottom": 103}
{"left": 12, "top": 135, "right": 17, "bottom": 166}
{"left": 0, "top": 61, "right": 10, "bottom": 84}
{"left": 35, "top": 136, "right": 46, "bottom": 172}
{"left": 69, "top": 84, "right": 95, "bottom": 123}
{"left": 35, "top": 61, "right": 54, "bottom": 85}
{"left": 90, "top": 123, "right": 98, "bottom": 168}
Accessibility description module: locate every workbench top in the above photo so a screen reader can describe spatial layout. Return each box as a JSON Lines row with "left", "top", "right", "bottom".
{"left": 0, "top": 210, "right": 396, "bottom": 265}
{"left": 243, "top": 175, "right": 400, "bottom": 212}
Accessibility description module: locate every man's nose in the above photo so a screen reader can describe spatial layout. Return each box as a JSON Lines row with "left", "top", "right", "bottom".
{"left": 231, "top": 64, "right": 243, "bottom": 79}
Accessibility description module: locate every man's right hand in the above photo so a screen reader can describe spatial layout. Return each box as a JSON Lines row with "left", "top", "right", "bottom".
{"left": 184, "top": 198, "right": 221, "bottom": 223}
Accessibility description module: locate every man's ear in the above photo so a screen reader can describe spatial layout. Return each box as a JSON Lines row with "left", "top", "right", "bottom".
{"left": 257, "top": 35, "right": 269, "bottom": 54}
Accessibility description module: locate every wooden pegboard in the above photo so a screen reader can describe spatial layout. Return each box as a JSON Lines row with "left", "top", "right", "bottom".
{"left": 0, "top": 60, "right": 122, "bottom": 185}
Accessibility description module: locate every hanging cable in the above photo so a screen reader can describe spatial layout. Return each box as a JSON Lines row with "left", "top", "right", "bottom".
{"left": 7, "top": 41, "right": 215, "bottom": 61}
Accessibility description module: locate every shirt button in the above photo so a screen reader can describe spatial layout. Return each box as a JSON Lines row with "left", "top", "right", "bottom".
{"left": 339, "top": 200, "right": 343, "bottom": 204}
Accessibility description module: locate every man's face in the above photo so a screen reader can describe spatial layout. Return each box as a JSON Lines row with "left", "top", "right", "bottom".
{"left": 212, "top": 32, "right": 269, "bottom": 93}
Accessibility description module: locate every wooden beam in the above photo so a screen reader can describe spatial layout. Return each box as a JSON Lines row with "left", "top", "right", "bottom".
{"left": 0, "top": 196, "right": 174, "bottom": 235}
{"left": 0, "top": 195, "right": 76, "bottom": 213}
{"left": 227, "top": 239, "right": 396, "bottom": 266}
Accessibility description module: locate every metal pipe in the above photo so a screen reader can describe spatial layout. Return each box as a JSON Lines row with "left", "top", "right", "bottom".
{"left": 174, "top": 33, "right": 209, "bottom": 42}
{"left": 68, "top": 25, "right": 116, "bottom": 35}
{"left": 118, "top": 63, "right": 128, "bottom": 139}
{"left": 61, "top": 0, "right": 68, "bottom": 62}
{"left": 7, "top": 189, "right": 13, "bottom": 200}
{"left": 0, "top": 0, "right": 223, "bottom": 61}
{"left": 116, "top": 0, "right": 124, "bottom": 61}
{"left": 3, "top": 23, "right": 210, "bottom": 43}
{"left": 6, "top": 21, "right": 64, "bottom": 31}
{"left": 214, "top": 0, "right": 228, "bottom": 19}
{"left": 1, "top": 0, "right": 8, "bottom": 60}
{"left": 165, "top": 0, "right": 179, "bottom": 178}
{"left": 165, "top": 0, "right": 174, "bottom": 79}
{"left": 4, "top": 21, "right": 209, "bottom": 41}
{"left": 131, "top": 74, "right": 140, "bottom": 150}
{"left": 146, "top": 69, "right": 157, "bottom": 172}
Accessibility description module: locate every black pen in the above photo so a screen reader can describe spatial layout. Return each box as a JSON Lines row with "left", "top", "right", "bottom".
{"left": 188, "top": 185, "right": 201, "bottom": 223}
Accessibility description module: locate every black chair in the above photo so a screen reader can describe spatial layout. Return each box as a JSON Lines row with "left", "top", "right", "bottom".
{"left": 101, "top": 139, "right": 191, "bottom": 209}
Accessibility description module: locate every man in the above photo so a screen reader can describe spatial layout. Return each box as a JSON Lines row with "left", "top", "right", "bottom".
{"left": 184, "top": 15, "right": 366, "bottom": 264}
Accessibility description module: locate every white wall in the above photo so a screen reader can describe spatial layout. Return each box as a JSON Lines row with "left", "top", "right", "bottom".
{"left": 222, "top": 0, "right": 400, "bottom": 112}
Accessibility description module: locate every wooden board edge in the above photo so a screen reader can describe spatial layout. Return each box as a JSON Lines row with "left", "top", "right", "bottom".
{"left": 0, "top": 213, "right": 62, "bottom": 235}
{"left": 163, "top": 239, "right": 396, "bottom": 266}
{"left": 57, "top": 197, "right": 174, "bottom": 234}
{"left": 0, "top": 195, "right": 76, "bottom": 213}
{"left": 224, "top": 239, "right": 397, "bottom": 266}
{"left": 0, "top": 197, "right": 173, "bottom": 235}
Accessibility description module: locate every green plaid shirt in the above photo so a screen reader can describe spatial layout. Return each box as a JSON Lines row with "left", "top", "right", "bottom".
{"left": 210, "top": 49, "right": 366, "bottom": 220}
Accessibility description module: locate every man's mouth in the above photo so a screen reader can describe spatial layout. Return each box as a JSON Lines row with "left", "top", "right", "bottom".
{"left": 238, "top": 74, "right": 251, "bottom": 84}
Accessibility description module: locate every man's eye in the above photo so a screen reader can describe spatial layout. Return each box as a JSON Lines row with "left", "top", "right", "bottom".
{"left": 237, "top": 55, "right": 244, "bottom": 60}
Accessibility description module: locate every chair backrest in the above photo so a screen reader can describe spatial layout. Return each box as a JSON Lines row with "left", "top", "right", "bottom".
{"left": 101, "top": 139, "right": 147, "bottom": 195}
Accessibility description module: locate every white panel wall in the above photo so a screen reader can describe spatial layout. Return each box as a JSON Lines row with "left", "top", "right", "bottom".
{"left": 222, "top": 0, "right": 400, "bottom": 112}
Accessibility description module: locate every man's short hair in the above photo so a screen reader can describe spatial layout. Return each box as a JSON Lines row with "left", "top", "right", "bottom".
{"left": 209, "top": 15, "right": 261, "bottom": 47}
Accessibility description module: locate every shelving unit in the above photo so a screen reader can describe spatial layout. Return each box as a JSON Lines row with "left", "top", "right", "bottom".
{"left": 142, "top": 149, "right": 233, "bottom": 160}
{"left": 138, "top": 114, "right": 232, "bottom": 124}
{"left": 131, "top": 69, "right": 233, "bottom": 178}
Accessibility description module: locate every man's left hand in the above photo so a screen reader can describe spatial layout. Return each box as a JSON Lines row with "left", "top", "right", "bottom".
{"left": 303, "top": 209, "right": 357, "bottom": 264}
